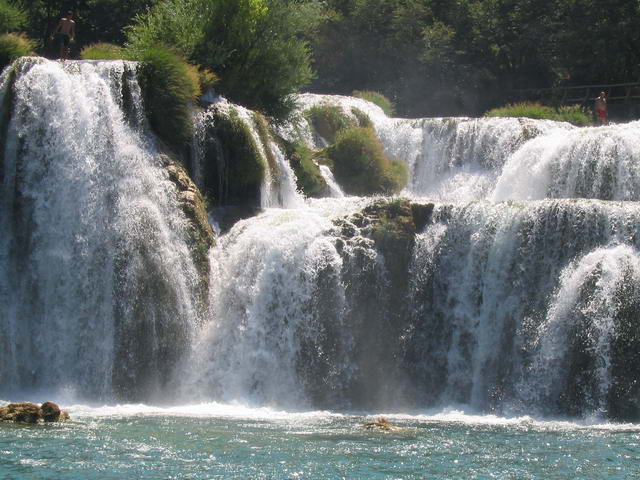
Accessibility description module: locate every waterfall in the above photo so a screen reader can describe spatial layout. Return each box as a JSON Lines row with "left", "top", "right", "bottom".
{"left": 3, "top": 61, "right": 640, "bottom": 420}
{"left": 0, "top": 58, "right": 201, "bottom": 401}
{"left": 191, "top": 101, "right": 304, "bottom": 210}
{"left": 296, "top": 95, "right": 640, "bottom": 203}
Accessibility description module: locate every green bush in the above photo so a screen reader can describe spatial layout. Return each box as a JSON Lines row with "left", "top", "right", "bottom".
{"left": 278, "top": 138, "right": 328, "bottom": 198}
{"left": 0, "top": 33, "right": 34, "bottom": 71}
{"left": 351, "top": 107, "right": 373, "bottom": 128}
{"left": 485, "top": 102, "right": 593, "bottom": 126}
{"left": 204, "top": 107, "right": 265, "bottom": 206}
{"left": 352, "top": 90, "right": 395, "bottom": 116}
{"left": 326, "top": 127, "right": 407, "bottom": 196}
{"left": 305, "top": 105, "right": 355, "bottom": 143}
{"left": 0, "top": 0, "right": 25, "bottom": 33}
{"left": 127, "top": 0, "right": 316, "bottom": 120}
{"left": 135, "top": 46, "right": 200, "bottom": 152}
{"left": 80, "top": 42, "right": 127, "bottom": 60}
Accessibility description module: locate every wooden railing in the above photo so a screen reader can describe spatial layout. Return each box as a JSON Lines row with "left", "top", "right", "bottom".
{"left": 514, "top": 82, "right": 640, "bottom": 105}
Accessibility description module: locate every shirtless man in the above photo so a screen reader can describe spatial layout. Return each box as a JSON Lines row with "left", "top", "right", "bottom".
{"left": 52, "top": 12, "right": 76, "bottom": 60}
{"left": 595, "top": 91, "right": 608, "bottom": 125}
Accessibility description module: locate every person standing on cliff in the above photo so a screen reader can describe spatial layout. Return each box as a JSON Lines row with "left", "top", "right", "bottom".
{"left": 595, "top": 91, "right": 608, "bottom": 125}
{"left": 51, "top": 12, "right": 76, "bottom": 61}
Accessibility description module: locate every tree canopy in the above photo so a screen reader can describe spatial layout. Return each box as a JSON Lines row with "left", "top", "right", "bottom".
{"left": 7, "top": 0, "right": 640, "bottom": 118}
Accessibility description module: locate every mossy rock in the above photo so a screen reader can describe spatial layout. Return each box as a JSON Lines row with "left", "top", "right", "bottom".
{"left": 305, "top": 105, "right": 356, "bottom": 144}
{"left": 334, "top": 198, "right": 434, "bottom": 291}
{"left": 325, "top": 127, "right": 407, "bottom": 196}
{"left": 165, "top": 158, "right": 215, "bottom": 303}
{"left": 0, "top": 64, "right": 16, "bottom": 183}
{"left": 136, "top": 46, "right": 199, "bottom": 155}
{"left": 275, "top": 135, "right": 329, "bottom": 198}
{"left": 199, "top": 106, "right": 265, "bottom": 208}
{"left": 0, "top": 402, "right": 69, "bottom": 423}
{"left": 351, "top": 107, "right": 373, "bottom": 128}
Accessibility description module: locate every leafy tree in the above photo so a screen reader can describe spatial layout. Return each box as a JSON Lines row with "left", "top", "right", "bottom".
{"left": 0, "top": 0, "right": 25, "bottom": 33}
{"left": 127, "top": 0, "right": 317, "bottom": 119}
{"left": 16, "top": 0, "right": 156, "bottom": 52}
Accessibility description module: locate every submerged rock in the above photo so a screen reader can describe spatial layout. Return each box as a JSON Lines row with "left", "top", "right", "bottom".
{"left": 0, "top": 402, "right": 69, "bottom": 423}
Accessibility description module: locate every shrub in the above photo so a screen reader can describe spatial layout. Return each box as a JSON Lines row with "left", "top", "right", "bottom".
{"left": 135, "top": 46, "right": 200, "bottom": 152}
{"left": 485, "top": 102, "right": 593, "bottom": 126}
{"left": 305, "top": 105, "right": 355, "bottom": 143}
{"left": 326, "top": 127, "right": 407, "bottom": 195}
{"left": 0, "top": 33, "right": 34, "bottom": 71}
{"left": 0, "top": 0, "right": 25, "bottom": 33}
{"left": 80, "top": 43, "right": 127, "bottom": 60}
{"left": 278, "top": 137, "right": 328, "bottom": 198}
{"left": 127, "top": 0, "right": 316, "bottom": 120}
{"left": 198, "top": 67, "right": 218, "bottom": 92}
{"left": 351, "top": 107, "right": 373, "bottom": 128}
{"left": 202, "top": 107, "right": 265, "bottom": 207}
{"left": 352, "top": 90, "right": 395, "bottom": 116}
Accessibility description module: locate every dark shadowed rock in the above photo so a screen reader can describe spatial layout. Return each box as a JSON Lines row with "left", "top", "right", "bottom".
{"left": 0, "top": 402, "right": 41, "bottom": 423}
{"left": 0, "top": 401, "right": 70, "bottom": 423}
{"left": 40, "top": 401, "right": 61, "bottom": 422}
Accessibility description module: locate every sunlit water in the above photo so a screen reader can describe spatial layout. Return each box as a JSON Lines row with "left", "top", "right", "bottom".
{"left": 3, "top": 61, "right": 640, "bottom": 478}
{"left": 1, "top": 404, "right": 639, "bottom": 479}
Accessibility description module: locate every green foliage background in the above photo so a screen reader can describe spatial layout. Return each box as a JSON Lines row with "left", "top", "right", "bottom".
{"left": 6, "top": 0, "right": 640, "bottom": 119}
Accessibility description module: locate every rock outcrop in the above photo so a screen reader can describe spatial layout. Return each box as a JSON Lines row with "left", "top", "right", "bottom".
{"left": 0, "top": 402, "right": 69, "bottom": 423}
{"left": 165, "top": 158, "right": 215, "bottom": 301}
{"left": 363, "top": 417, "right": 403, "bottom": 432}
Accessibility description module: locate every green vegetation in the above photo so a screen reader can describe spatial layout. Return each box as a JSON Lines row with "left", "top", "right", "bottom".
{"left": 278, "top": 138, "right": 328, "bottom": 198}
{"left": 127, "top": 0, "right": 316, "bottom": 119}
{"left": 352, "top": 91, "right": 394, "bottom": 116}
{"left": 326, "top": 127, "right": 407, "bottom": 196}
{"left": 0, "top": 32, "right": 34, "bottom": 70}
{"left": 350, "top": 107, "right": 373, "bottom": 128}
{"left": 9, "top": 0, "right": 640, "bottom": 120}
{"left": 17, "top": 0, "right": 158, "bottom": 48}
{"left": 0, "top": 0, "right": 25, "bottom": 33}
{"left": 80, "top": 42, "right": 126, "bottom": 60}
{"left": 485, "top": 102, "right": 593, "bottom": 126}
{"left": 204, "top": 107, "right": 265, "bottom": 206}
{"left": 136, "top": 46, "right": 200, "bottom": 152}
{"left": 305, "top": 105, "right": 355, "bottom": 143}
{"left": 311, "top": 1, "right": 640, "bottom": 118}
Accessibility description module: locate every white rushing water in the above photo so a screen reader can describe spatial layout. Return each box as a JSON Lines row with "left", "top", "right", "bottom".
{"left": 3, "top": 61, "right": 640, "bottom": 420}
{"left": 296, "top": 94, "right": 640, "bottom": 203}
{"left": 0, "top": 58, "right": 201, "bottom": 400}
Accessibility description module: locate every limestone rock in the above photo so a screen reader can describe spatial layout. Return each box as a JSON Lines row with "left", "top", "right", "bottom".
{"left": 164, "top": 158, "right": 215, "bottom": 303}
{"left": 0, "top": 401, "right": 69, "bottom": 423}
{"left": 363, "top": 417, "right": 403, "bottom": 432}
{"left": 40, "top": 401, "right": 61, "bottom": 422}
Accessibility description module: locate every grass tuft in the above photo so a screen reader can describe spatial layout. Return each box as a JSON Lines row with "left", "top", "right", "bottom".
{"left": 352, "top": 90, "right": 395, "bottom": 116}
{"left": 326, "top": 127, "right": 407, "bottom": 195}
{"left": 305, "top": 105, "right": 356, "bottom": 143}
{"left": 136, "top": 45, "right": 200, "bottom": 152}
{"left": 0, "top": 33, "right": 34, "bottom": 71}
{"left": 485, "top": 102, "right": 593, "bottom": 126}
{"left": 81, "top": 43, "right": 127, "bottom": 60}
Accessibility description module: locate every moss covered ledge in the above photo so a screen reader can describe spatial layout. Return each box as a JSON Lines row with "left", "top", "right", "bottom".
{"left": 164, "top": 157, "right": 215, "bottom": 301}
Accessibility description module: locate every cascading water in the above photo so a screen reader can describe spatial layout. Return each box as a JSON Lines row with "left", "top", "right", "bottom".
{"left": 0, "top": 58, "right": 202, "bottom": 401}
{"left": 3, "top": 58, "right": 640, "bottom": 422}
{"left": 191, "top": 101, "right": 304, "bottom": 210}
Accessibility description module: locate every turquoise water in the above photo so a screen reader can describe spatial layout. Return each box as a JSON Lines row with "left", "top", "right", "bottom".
{"left": 1, "top": 405, "right": 639, "bottom": 479}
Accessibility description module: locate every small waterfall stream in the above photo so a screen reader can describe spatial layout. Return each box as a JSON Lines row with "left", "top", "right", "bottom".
{"left": 0, "top": 58, "right": 201, "bottom": 401}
